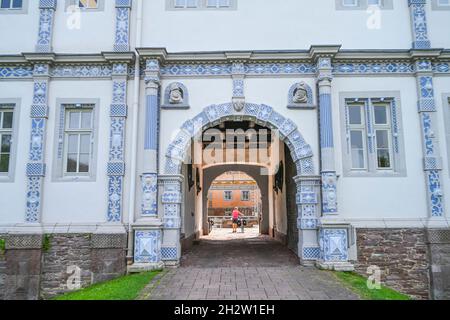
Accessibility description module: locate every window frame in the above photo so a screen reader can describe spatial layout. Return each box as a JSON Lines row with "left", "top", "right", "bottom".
{"left": 340, "top": 92, "right": 406, "bottom": 177}
{"left": 442, "top": 94, "right": 450, "bottom": 174}
{"left": 372, "top": 102, "right": 394, "bottom": 170}
{"left": 335, "top": 0, "right": 392, "bottom": 10}
{"left": 167, "top": 0, "right": 237, "bottom": 11}
{"left": 241, "top": 190, "right": 250, "bottom": 201}
{"left": 65, "top": 0, "right": 105, "bottom": 12}
{"left": 62, "top": 108, "right": 94, "bottom": 177}
{"left": 52, "top": 99, "right": 99, "bottom": 183}
{"left": 0, "top": 0, "right": 28, "bottom": 14}
{"left": 0, "top": 99, "right": 20, "bottom": 183}
{"left": 347, "top": 102, "right": 369, "bottom": 171}
{"left": 224, "top": 190, "right": 232, "bottom": 201}
{"left": 432, "top": 0, "right": 450, "bottom": 10}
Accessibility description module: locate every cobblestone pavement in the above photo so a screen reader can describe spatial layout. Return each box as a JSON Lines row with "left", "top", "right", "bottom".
{"left": 139, "top": 229, "right": 359, "bottom": 300}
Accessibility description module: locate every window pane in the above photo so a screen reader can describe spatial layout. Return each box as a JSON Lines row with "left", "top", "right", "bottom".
{"left": 351, "top": 150, "right": 365, "bottom": 169}
{"left": 67, "top": 154, "right": 78, "bottom": 172}
{"left": 81, "top": 111, "right": 92, "bottom": 129}
{"left": 79, "top": 154, "right": 90, "bottom": 173}
{"left": 1, "top": 134, "right": 11, "bottom": 153}
{"left": 2, "top": 112, "right": 13, "bottom": 129}
{"left": 68, "top": 135, "right": 78, "bottom": 153}
{"left": 69, "top": 112, "right": 80, "bottom": 129}
{"left": 1, "top": 0, "right": 11, "bottom": 9}
{"left": 12, "top": 0, "right": 21, "bottom": 8}
{"left": 218, "top": 0, "right": 230, "bottom": 7}
{"left": 374, "top": 105, "right": 388, "bottom": 125}
{"left": 376, "top": 130, "right": 389, "bottom": 149}
{"left": 350, "top": 130, "right": 363, "bottom": 149}
{"left": 79, "top": 0, "right": 97, "bottom": 8}
{"left": 187, "top": 0, "right": 197, "bottom": 7}
{"left": 80, "top": 134, "right": 90, "bottom": 153}
{"left": 377, "top": 150, "right": 391, "bottom": 168}
{"left": 348, "top": 105, "right": 362, "bottom": 125}
{"left": 0, "top": 154, "right": 9, "bottom": 172}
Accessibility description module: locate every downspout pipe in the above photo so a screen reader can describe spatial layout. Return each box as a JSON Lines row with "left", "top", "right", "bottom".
{"left": 126, "top": 0, "right": 143, "bottom": 264}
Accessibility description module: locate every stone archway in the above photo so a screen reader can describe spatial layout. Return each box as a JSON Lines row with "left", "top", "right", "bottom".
{"left": 158, "top": 102, "right": 322, "bottom": 265}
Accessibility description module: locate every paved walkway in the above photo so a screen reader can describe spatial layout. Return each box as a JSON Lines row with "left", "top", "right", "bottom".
{"left": 139, "top": 229, "right": 359, "bottom": 300}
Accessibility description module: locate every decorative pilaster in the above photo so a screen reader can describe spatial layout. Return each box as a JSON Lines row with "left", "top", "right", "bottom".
{"left": 36, "top": 0, "right": 57, "bottom": 53}
{"left": 159, "top": 175, "right": 183, "bottom": 265}
{"left": 107, "top": 63, "right": 129, "bottom": 222}
{"left": 295, "top": 176, "right": 321, "bottom": 263}
{"left": 316, "top": 57, "right": 338, "bottom": 215}
{"left": 25, "top": 64, "right": 51, "bottom": 223}
{"left": 408, "top": 0, "right": 431, "bottom": 49}
{"left": 114, "top": 0, "right": 132, "bottom": 52}
{"left": 414, "top": 57, "right": 445, "bottom": 218}
{"left": 141, "top": 59, "right": 161, "bottom": 218}
{"left": 231, "top": 62, "right": 246, "bottom": 112}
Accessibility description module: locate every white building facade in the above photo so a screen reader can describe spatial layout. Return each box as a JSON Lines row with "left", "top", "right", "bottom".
{"left": 0, "top": 0, "right": 450, "bottom": 300}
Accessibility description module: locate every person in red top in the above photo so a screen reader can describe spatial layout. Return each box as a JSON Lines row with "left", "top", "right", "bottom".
{"left": 232, "top": 207, "right": 242, "bottom": 233}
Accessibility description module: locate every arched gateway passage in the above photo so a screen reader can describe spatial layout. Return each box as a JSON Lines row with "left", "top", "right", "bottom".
{"left": 158, "top": 102, "right": 322, "bottom": 266}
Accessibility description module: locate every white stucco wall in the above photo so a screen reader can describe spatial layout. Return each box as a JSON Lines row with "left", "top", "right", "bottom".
{"left": 0, "top": 3, "right": 39, "bottom": 54}
{"left": 41, "top": 80, "right": 112, "bottom": 224}
{"left": 52, "top": 2, "right": 116, "bottom": 53}
{"left": 333, "top": 77, "right": 428, "bottom": 223}
{"left": 142, "top": 0, "right": 413, "bottom": 52}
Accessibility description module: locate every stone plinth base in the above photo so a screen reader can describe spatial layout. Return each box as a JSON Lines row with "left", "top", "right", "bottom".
{"left": 128, "top": 262, "right": 164, "bottom": 274}
{"left": 316, "top": 261, "right": 355, "bottom": 272}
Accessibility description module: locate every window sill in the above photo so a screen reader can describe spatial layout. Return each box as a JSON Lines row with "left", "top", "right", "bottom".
{"left": 343, "top": 170, "right": 407, "bottom": 178}
{"left": 53, "top": 175, "right": 97, "bottom": 183}
{"left": 0, "top": 175, "right": 14, "bottom": 183}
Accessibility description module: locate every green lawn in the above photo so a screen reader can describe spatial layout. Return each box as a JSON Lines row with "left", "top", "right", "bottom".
{"left": 54, "top": 271, "right": 159, "bottom": 301}
{"left": 333, "top": 272, "right": 412, "bottom": 300}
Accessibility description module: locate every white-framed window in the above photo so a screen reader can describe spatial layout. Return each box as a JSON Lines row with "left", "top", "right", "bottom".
{"left": 0, "top": 99, "right": 19, "bottom": 182}
{"left": 167, "top": 0, "right": 236, "bottom": 10}
{"left": 336, "top": 0, "right": 392, "bottom": 10}
{"left": 0, "top": 107, "right": 14, "bottom": 174}
{"left": 373, "top": 102, "right": 393, "bottom": 170}
{"left": 207, "top": 0, "right": 230, "bottom": 8}
{"left": 347, "top": 103, "right": 368, "bottom": 170}
{"left": 224, "top": 191, "right": 232, "bottom": 201}
{"left": 368, "top": 0, "right": 381, "bottom": 6}
{"left": 53, "top": 99, "right": 99, "bottom": 182}
{"left": 174, "top": 0, "right": 198, "bottom": 8}
{"left": 65, "top": 0, "right": 104, "bottom": 12}
{"left": 241, "top": 190, "right": 250, "bottom": 201}
{"left": 0, "top": 0, "right": 28, "bottom": 13}
{"left": 0, "top": 0, "right": 22, "bottom": 9}
{"left": 343, "top": 0, "right": 358, "bottom": 6}
{"left": 63, "top": 108, "right": 94, "bottom": 175}
{"left": 432, "top": 0, "right": 450, "bottom": 9}
{"left": 78, "top": 0, "right": 98, "bottom": 9}
{"left": 340, "top": 92, "right": 406, "bottom": 177}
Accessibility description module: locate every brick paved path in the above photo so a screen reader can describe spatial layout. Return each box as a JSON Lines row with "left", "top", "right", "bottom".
{"left": 139, "top": 229, "right": 359, "bottom": 300}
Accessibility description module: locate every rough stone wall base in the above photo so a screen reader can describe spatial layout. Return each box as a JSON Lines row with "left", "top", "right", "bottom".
{"left": 426, "top": 229, "right": 450, "bottom": 300}
{"left": 0, "top": 234, "right": 6, "bottom": 300}
{"left": 356, "top": 228, "right": 430, "bottom": 300}
{"left": 1, "top": 233, "right": 127, "bottom": 300}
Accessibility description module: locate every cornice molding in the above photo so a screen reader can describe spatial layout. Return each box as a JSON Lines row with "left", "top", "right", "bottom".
{"left": 1, "top": 48, "right": 450, "bottom": 80}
